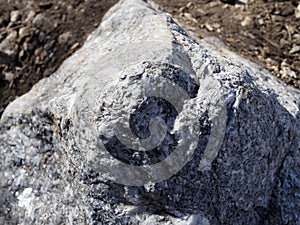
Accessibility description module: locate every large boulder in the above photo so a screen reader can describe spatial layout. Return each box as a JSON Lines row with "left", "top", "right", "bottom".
{"left": 1, "top": 0, "right": 299, "bottom": 224}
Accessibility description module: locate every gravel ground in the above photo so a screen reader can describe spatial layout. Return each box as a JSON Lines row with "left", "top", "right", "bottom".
{"left": 154, "top": 0, "right": 300, "bottom": 88}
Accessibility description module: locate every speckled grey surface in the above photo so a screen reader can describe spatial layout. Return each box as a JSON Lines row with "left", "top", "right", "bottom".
{"left": 0, "top": 0, "right": 300, "bottom": 224}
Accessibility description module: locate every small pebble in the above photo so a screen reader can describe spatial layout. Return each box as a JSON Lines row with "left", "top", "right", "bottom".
{"left": 58, "top": 31, "right": 73, "bottom": 45}
{"left": 10, "top": 10, "right": 21, "bottom": 22}
{"left": 25, "top": 10, "right": 36, "bottom": 23}
{"left": 0, "top": 31, "right": 18, "bottom": 56}
{"left": 38, "top": 32, "right": 45, "bottom": 43}
{"left": 32, "top": 13, "right": 52, "bottom": 31}
{"left": 44, "top": 40, "right": 55, "bottom": 51}
{"left": 296, "top": 4, "right": 300, "bottom": 19}
{"left": 205, "top": 23, "right": 213, "bottom": 31}
{"left": 3, "top": 30, "right": 17, "bottom": 43}
{"left": 183, "top": 13, "right": 197, "bottom": 23}
{"left": 34, "top": 47, "right": 43, "bottom": 56}
{"left": 70, "top": 42, "right": 80, "bottom": 50}
{"left": 258, "top": 18, "right": 264, "bottom": 25}
{"left": 3, "top": 72, "right": 14, "bottom": 82}
{"left": 241, "top": 16, "right": 252, "bottom": 27}
{"left": 18, "top": 27, "right": 30, "bottom": 39}
{"left": 289, "top": 45, "right": 300, "bottom": 54}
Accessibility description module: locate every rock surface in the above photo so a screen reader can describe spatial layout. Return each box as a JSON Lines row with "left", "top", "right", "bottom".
{"left": 0, "top": 0, "right": 300, "bottom": 224}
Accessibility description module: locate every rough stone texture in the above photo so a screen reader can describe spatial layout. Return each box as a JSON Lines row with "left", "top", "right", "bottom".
{"left": 0, "top": 0, "right": 300, "bottom": 224}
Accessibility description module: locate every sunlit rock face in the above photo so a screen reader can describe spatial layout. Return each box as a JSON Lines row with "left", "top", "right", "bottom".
{"left": 0, "top": 0, "right": 299, "bottom": 224}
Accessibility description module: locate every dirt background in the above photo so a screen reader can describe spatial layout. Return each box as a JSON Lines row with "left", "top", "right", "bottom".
{"left": 0, "top": 0, "right": 299, "bottom": 116}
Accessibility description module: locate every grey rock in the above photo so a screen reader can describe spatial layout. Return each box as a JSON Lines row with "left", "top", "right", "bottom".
{"left": 0, "top": 0, "right": 300, "bottom": 224}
